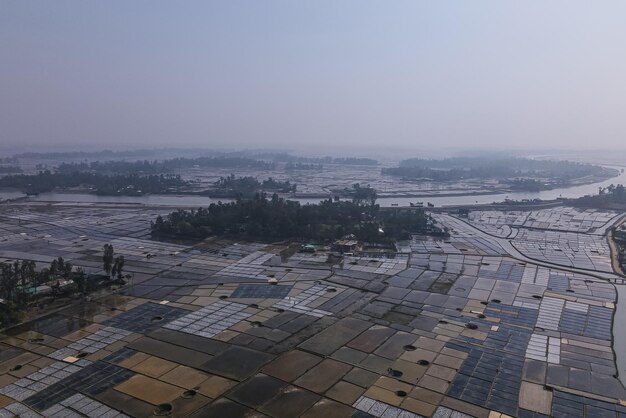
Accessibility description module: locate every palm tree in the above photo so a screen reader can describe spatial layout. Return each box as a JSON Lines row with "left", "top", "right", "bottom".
{"left": 0, "top": 262, "right": 19, "bottom": 302}
{"left": 63, "top": 262, "right": 73, "bottom": 279}
{"left": 116, "top": 256, "right": 125, "bottom": 279}
{"left": 103, "top": 244, "right": 114, "bottom": 277}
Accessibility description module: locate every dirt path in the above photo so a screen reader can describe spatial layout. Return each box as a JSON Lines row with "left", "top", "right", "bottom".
{"left": 609, "top": 223, "right": 626, "bottom": 278}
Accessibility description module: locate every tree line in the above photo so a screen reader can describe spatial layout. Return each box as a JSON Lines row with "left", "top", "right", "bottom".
{"left": 0, "top": 170, "right": 188, "bottom": 195}
{"left": 1, "top": 257, "right": 77, "bottom": 324}
{"left": 382, "top": 157, "right": 610, "bottom": 182}
{"left": 251, "top": 153, "right": 378, "bottom": 166}
{"left": 505, "top": 178, "right": 549, "bottom": 192}
{"left": 0, "top": 166, "right": 22, "bottom": 174}
{"left": 151, "top": 192, "right": 443, "bottom": 243}
{"left": 209, "top": 175, "right": 296, "bottom": 197}
{"left": 0, "top": 245, "right": 126, "bottom": 325}
{"left": 572, "top": 184, "right": 626, "bottom": 208}
{"left": 56, "top": 156, "right": 274, "bottom": 175}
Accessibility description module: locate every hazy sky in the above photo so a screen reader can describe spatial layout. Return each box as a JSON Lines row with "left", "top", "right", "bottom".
{"left": 2, "top": 1, "right": 626, "bottom": 153}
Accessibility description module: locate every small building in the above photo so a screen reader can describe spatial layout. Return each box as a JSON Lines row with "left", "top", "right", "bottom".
{"left": 331, "top": 239, "right": 361, "bottom": 254}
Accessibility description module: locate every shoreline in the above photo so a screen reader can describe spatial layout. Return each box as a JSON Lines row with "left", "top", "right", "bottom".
{"left": 1, "top": 164, "right": 621, "bottom": 202}
{"left": 609, "top": 217, "right": 626, "bottom": 278}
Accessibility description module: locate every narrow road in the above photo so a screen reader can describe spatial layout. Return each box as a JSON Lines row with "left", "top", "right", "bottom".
{"left": 436, "top": 213, "right": 622, "bottom": 282}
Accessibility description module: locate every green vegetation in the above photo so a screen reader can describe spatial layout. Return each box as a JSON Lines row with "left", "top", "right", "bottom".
{"left": 0, "top": 166, "right": 22, "bottom": 174}
{"left": 210, "top": 175, "right": 296, "bottom": 197}
{"left": 614, "top": 225, "right": 626, "bottom": 275}
{"left": 0, "top": 170, "right": 188, "bottom": 195}
{"left": 55, "top": 155, "right": 374, "bottom": 176}
{"left": 599, "top": 184, "right": 626, "bottom": 201}
{"left": 349, "top": 183, "right": 378, "bottom": 206}
{"left": 103, "top": 244, "right": 125, "bottom": 280}
{"left": 0, "top": 244, "right": 126, "bottom": 326}
{"left": 151, "top": 192, "right": 442, "bottom": 243}
{"left": 16, "top": 148, "right": 377, "bottom": 169}
{"left": 214, "top": 175, "right": 260, "bottom": 196}
{"left": 256, "top": 153, "right": 378, "bottom": 166}
{"left": 0, "top": 157, "right": 21, "bottom": 174}
{"left": 506, "top": 178, "right": 549, "bottom": 192}
{"left": 103, "top": 244, "right": 114, "bottom": 276}
{"left": 262, "top": 177, "right": 296, "bottom": 192}
{"left": 572, "top": 184, "right": 626, "bottom": 208}
{"left": 382, "top": 157, "right": 612, "bottom": 182}
{"left": 16, "top": 149, "right": 168, "bottom": 160}
{"left": 57, "top": 156, "right": 274, "bottom": 174}
{"left": 0, "top": 258, "right": 74, "bottom": 325}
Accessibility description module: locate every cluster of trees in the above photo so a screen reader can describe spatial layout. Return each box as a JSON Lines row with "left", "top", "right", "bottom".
{"left": 505, "top": 178, "right": 548, "bottom": 192}
{"left": 253, "top": 153, "right": 378, "bottom": 166}
{"left": 0, "top": 157, "right": 21, "bottom": 174}
{"left": 0, "top": 170, "right": 188, "bottom": 195}
{"left": 382, "top": 157, "right": 611, "bottom": 182}
{"left": 0, "top": 244, "right": 127, "bottom": 325}
{"left": 56, "top": 156, "right": 274, "bottom": 175}
{"left": 573, "top": 184, "right": 626, "bottom": 208}
{"left": 1, "top": 260, "right": 37, "bottom": 303}
{"left": 0, "top": 166, "right": 22, "bottom": 174}
{"left": 16, "top": 149, "right": 380, "bottom": 167}
{"left": 15, "top": 149, "right": 167, "bottom": 160}
{"left": 0, "top": 257, "right": 74, "bottom": 289}
{"left": 262, "top": 177, "right": 296, "bottom": 192}
{"left": 17, "top": 148, "right": 268, "bottom": 161}
{"left": 210, "top": 175, "right": 296, "bottom": 197}
{"left": 349, "top": 183, "right": 378, "bottom": 206}
{"left": 151, "top": 192, "right": 441, "bottom": 243}
{"left": 599, "top": 184, "right": 626, "bottom": 201}
{"left": 213, "top": 175, "right": 259, "bottom": 195}
{"left": 102, "top": 244, "right": 125, "bottom": 280}
{"left": 0, "top": 257, "right": 77, "bottom": 323}
{"left": 612, "top": 218, "right": 626, "bottom": 274}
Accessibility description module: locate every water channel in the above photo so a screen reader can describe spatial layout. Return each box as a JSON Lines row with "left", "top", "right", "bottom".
{"left": 2, "top": 165, "right": 625, "bottom": 207}
{"left": 4, "top": 165, "right": 626, "bottom": 386}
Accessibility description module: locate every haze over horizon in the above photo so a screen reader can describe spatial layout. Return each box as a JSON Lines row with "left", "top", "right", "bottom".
{"left": 2, "top": 1, "right": 626, "bottom": 152}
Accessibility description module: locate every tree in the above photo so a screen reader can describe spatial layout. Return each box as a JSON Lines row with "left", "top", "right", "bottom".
{"left": 0, "top": 261, "right": 31, "bottom": 311}
{"left": 113, "top": 256, "right": 125, "bottom": 280}
{"left": 0, "top": 262, "right": 18, "bottom": 302}
{"left": 63, "top": 262, "right": 73, "bottom": 279}
{"left": 19, "top": 260, "right": 36, "bottom": 288}
{"left": 50, "top": 259, "right": 58, "bottom": 276}
{"left": 56, "top": 257, "right": 65, "bottom": 274}
{"left": 153, "top": 215, "right": 165, "bottom": 231}
{"left": 351, "top": 183, "right": 377, "bottom": 207}
{"left": 103, "top": 244, "right": 114, "bottom": 277}
{"left": 151, "top": 194, "right": 441, "bottom": 243}
{"left": 74, "top": 268, "right": 86, "bottom": 294}
{"left": 13, "top": 261, "right": 21, "bottom": 289}
{"left": 38, "top": 268, "right": 50, "bottom": 286}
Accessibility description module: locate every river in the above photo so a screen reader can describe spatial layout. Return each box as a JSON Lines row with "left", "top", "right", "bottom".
{"left": 3, "top": 165, "right": 625, "bottom": 207}
{"left": 4, "top": 163, "right": 626, "bottom": 386}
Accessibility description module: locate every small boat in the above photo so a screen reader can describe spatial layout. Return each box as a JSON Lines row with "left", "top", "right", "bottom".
{"left": 410, "top": 202, "right": 424, "bottom": 207}
{"left": 391, "top": 203, "right": 399, "bottom": 206}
